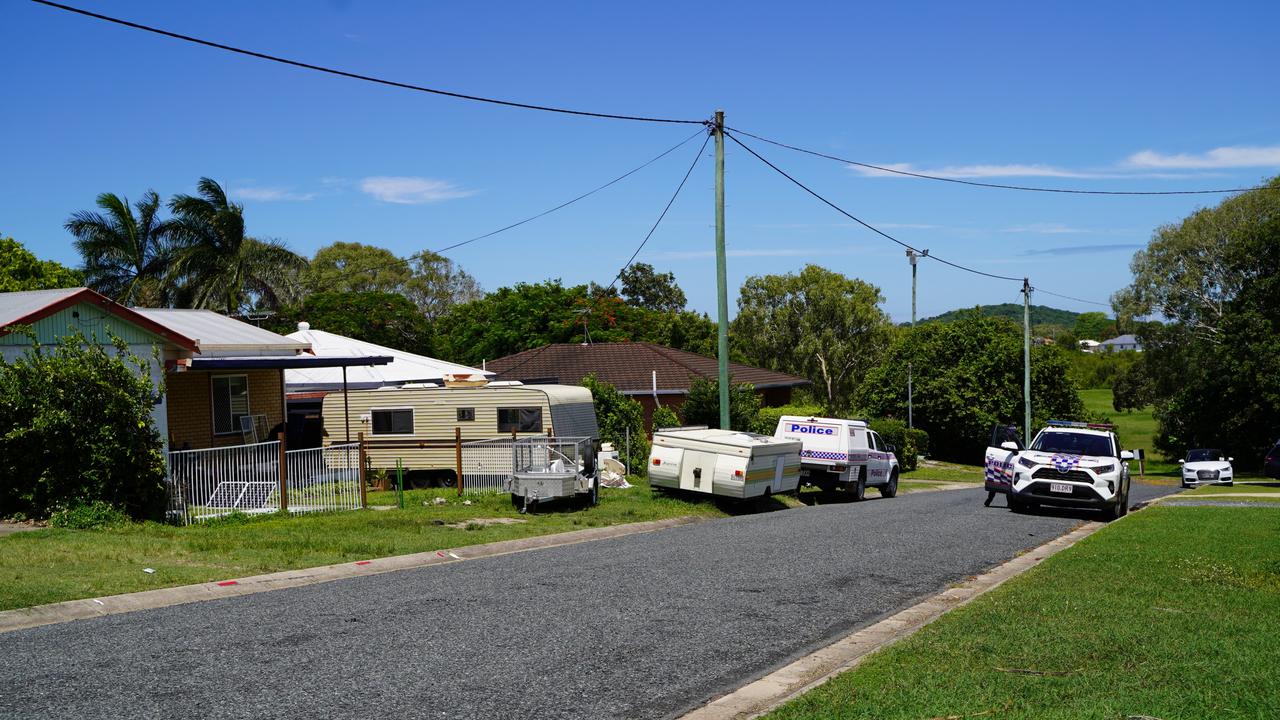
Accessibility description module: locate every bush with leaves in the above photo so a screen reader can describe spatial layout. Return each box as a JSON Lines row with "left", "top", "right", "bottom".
{"left": 681, "top": 377, "right": 761, "bottom": 431}
{"left": 651, "top": 404, "right": 681, "bottom": 433}
{"left": 581, "top": 374, "right": 648, "bottom": 471}
{"left": 48, "top": 500, "right": 130, "bottom": 529}
{"left": 0, "top": 332, "right": 168, "bottom": 521}
{"left": 859, "top": 312, "right": 1085, "bottom": 463}
{"left": 868, "top": 419, "right": 929, "bottom": 472}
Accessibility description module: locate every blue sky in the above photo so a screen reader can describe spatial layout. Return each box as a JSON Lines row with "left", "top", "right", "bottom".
{"left": 3, "top": 0, "right": 1278, "bottom": 322}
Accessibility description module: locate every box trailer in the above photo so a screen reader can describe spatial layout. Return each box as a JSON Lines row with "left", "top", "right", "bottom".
{"left": 648, "top": 428, "right": 802, "bottom": 499}
{"left": 321, "top": 382, "right": 598, "bottom": 487}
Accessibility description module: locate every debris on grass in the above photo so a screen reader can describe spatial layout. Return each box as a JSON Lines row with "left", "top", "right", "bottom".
{"left": 445, "top": 517, "right": 527, "bottom": 530}
{"left": 994, "top": 666, "right": 1078, "bottom": 677}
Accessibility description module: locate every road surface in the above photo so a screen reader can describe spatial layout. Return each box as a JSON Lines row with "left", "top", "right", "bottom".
{"left": 0, "top": 483, "right": 1177, "bottom": 720}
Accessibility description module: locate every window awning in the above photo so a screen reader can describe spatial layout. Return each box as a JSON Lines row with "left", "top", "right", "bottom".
{"left": 187, "top": 355, "right": 393, "bottom": 370}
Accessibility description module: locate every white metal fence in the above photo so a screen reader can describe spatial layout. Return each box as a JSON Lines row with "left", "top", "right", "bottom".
{"left": 459, "top": 435, "right": 548, "bottom": 493}
{"left": 166, "top": 441, "right": 362, "bottom": 524}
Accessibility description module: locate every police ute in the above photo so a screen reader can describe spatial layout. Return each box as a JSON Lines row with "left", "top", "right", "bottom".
{"left": 773, "top": 416, "right": 899, "bottom": 499}
{"left": 988, "top": 420, "right": 1134, "bottom": 519}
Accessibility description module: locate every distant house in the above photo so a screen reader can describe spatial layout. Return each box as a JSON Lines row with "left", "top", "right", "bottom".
{"left": 485, "top": 342, "right": 811, "bottom": 427}
{"left": 1078, "top": 339, "right": 1101, "bottom": 353}
{"left": 0, "top": 288, "right": 388, "bottom": 452}
{"left": 1099, "top": 334, "right": 1142, "bottom": 352}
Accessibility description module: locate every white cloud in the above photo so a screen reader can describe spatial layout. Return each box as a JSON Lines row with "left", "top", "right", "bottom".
{"left": 1001, "top": 223, "right": 1089, "bottom": 234}
{"left": 1123, "top": 145, "right": 1280, "bottom": 169}
{"left": 233, "top": 186, "right": 316, "bottom": 202}
{"left": 360, "top": 176, "right": 475, "bottom": 204}
{"left": 852, "top": 162, "right": 1101, "bottom": 179}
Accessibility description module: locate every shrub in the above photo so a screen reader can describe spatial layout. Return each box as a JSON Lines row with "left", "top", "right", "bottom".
{"left": 681, "top": 377, "right": 761, "bottom": 431}
{"left": 48, "top": 500, "right": 130, "bottom": 529}
{"left": 0, "top": 332, "right": 168, "bottom": 521}
{"left": 581, "top": 374, "right": 649, "bottom": 471}
{"left": 869, "top": 418, "right": 930, "bottom": 472}
{"left": 651, "top": 404, "right": 681, "bottom": 433}
{"left": 749, "top": 403, "right": 826, "bottom": 436}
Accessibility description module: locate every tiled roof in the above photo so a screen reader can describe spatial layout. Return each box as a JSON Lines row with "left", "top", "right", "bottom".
{"left": 485, "top": 342, "right": 810, "bottom": 393}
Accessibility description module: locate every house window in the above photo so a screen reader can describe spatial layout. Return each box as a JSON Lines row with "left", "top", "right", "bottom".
{"left": 497, "top": 407, "right": 542, "bottom": 433}
{"left": 457, "top": 408, "right": 475, "bottom": 422}
{"left": 212, "top": 375, "right": 250, "bottom": 436}
{"left": 371, "top": 408, "right": 415, "bottom": 435}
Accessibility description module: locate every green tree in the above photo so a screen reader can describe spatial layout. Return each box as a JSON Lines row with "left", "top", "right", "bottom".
{"left": 619, "top": 262, "right": 686, "bottom": 312}
{"left": 303, "top": 243, "right": 481, "bottom": 322}
{"left": 0, "top": 332, "right": 167, "bottom": 520}
{"left": 267, "top": 291, "right": 434, "bottom": 355}
{"left": 65, "top": 191, "right": 176, "bottom": 306}
{"left": 1112, "top": 176, "right": 1280, "bottom": 466}
{"left": 859, "top": 313, "right": 1085, "bottom": 462}
{"left": 651, "top": 404, "right": 681, "bottom": 433}
{"left": 168, "top": 178, "right": 307, "bottom": 314}
{"left": 733, "top": 265, "right": 892, "bottom": 412}
{"left": 1072, "top": 311, "right": 1116, "bottom": 341}
{"left": 681, "top": 377, "right": 761, "bottom": 431}
{"left": 0, "top": 236, "right": 82, "bottom": 292}
{"left": 581, "top": 374, "right": 648, "bottom": 471}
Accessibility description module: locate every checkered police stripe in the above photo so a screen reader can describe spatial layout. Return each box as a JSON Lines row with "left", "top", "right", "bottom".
{"left": 802, "top": 450, "right": 849, "bottom": 461}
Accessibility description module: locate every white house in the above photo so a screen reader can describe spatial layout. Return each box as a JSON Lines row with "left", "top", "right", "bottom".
{"left": 1099, "top": 334, "right": 1142, "bottom": 352}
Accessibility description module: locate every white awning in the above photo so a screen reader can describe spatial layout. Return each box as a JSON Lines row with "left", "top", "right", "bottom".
{"left": 284, "top": 324, "right": 492, "bottom": 392}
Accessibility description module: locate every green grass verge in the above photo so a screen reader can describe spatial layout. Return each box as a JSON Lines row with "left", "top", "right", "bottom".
{"left": 906, "top": 460, "right": 984, "bottom": 483}
{"left": 1188, "top": 483, "right": 1280, "bottom": 496}
{"left": 766, "top": 506, "right": 1280, "bottom": 720}
{"left": 1079, "top": 388, "right": 1180, "bottom": 473}
{"left": 0, "top": 476, "right": 724, "bottom": 612}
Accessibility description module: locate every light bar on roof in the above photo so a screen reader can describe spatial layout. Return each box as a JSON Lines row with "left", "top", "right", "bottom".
{"left": 1047, "top": 419, "right": 1116, "bottom": 430}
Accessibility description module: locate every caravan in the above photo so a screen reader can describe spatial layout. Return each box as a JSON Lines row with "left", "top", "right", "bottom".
{"left": 321, "top": 382, "right": 598, "bottom": 488}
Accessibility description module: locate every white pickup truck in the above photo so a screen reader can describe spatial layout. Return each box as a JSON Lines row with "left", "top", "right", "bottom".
{"left": 773, "top": 416, "right": 899, "bottom": 499}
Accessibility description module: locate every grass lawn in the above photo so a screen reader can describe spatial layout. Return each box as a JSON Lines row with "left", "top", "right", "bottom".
{"left": 1188, "top": 482, "right": 1280, "bottom": 495}
{"left": 1079, "top": 388, "right": 1181, "bottom": 474}
{"left": 905, "top": 459, "right": 983, "bottom": 484}
{"left": 766, "top": 505, "right": 1280, "bottom": 720}
{"left": 0, "top": 476, "right": 726, "bottom": 612}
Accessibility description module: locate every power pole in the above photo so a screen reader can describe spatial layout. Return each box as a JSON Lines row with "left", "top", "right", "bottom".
{"left": 1022, "top": 278, "right": 1032, "bottom": 445}
{"left": 905, "top": 249, "right": 927, "bottom": 428}
{"left": 714, "top": 110, "right": 730, "bottom": 430}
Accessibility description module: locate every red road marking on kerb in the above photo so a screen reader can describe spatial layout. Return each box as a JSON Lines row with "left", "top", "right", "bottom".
{"left": 216, "top": 581, "right": 238, "bottom": 587}
{"left": 436, "top": 551, "right": 446, "bottom": 557}
{"left": 355, "top": 561, "right": 372, "bottom": 566}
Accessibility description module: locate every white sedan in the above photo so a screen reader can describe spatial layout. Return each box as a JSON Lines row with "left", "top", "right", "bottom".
{"left": 1179, "top": 449, "right": 1234, "bottom": 487}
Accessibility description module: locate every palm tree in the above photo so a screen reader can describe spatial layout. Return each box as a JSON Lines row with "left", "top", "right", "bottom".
{"left": 65, "top": 190, "right": 177, "bottom": 306}
{"left": 168, "top": 178, "right": 307, "bottom": 314}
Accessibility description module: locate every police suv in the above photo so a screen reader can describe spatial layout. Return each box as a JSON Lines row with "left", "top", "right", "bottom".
{"left": 773, "top": 416, "right": 899, "bottom": 499}
{"left": 986, "top": 420, "right": 1133, "bottom": 519}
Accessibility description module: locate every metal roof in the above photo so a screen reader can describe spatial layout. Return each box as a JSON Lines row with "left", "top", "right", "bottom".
{"left": 132, "top": 309, "right": 308, "bottom": 353}
{"left": 0, "top": 288, "right": 82, "bottom": 327}
{"left": 0, "top": 288, "right": 199, "bottom": 351}
{"left": 284, "top": 324, "right": 491, "bottom": 391}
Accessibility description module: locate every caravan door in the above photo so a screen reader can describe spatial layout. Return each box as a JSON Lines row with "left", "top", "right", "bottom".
{"left": 680, "top": 451, "right": 717, "bottom": 493}
{"left": 984, "top": 424, "right": 1022, "bottom": 494}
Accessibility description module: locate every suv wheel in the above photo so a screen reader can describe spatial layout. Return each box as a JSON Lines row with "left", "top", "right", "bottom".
{"left": 881, "top": 470, "right": 899, "bottom": 498}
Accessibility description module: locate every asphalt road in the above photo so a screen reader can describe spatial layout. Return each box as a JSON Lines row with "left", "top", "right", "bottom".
{"left": 0, "top": 482, "right": 1177, "bottom": 720}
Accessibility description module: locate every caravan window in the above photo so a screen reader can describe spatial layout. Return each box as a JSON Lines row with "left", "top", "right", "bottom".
{"left": 211, "top": 375, "right": 249, "bottom": 436}
{"left": 371, "top": 408, "right": 414, "bottom": 435}
{"left": 498, "top": 407, "right": 543, "bottom": 433}
{"left": 457, "top": 408, "right": 475, "bottom": 422}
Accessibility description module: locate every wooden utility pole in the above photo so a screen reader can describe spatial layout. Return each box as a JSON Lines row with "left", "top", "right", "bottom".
{"left": 713, "top": 109, "right": 730, "bottom": 430}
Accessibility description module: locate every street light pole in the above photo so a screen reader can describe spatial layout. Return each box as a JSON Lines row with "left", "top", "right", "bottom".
{"left": 905, "top": 249, "right": 927, "bottom": 428}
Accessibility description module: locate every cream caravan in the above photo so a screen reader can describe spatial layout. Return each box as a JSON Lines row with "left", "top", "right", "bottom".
{"left": 321, "top": 383, "right": 598, "bottom": 487}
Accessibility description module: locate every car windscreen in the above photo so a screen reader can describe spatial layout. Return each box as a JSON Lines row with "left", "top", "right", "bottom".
{"left": 1030, "top": 432, "right": 1112, "bottom": 457}
{"left": 1187, "top": 449, "right": 1222, "bottom": 462}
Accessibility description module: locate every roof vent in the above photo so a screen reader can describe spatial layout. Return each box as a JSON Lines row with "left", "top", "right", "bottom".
{"left": 297, "top": 321, "right": 310, "bottom": 331}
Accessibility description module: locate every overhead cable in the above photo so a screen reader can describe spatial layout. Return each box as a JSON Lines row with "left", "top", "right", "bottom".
{"left": 724, "top": 130, "right": 1026, "bottom": 283}
{"left": 1032, "top": 287, "right": 1113, "bottom": 308}
{"left": 32, "top": 0, "right": 705, "bottom": 126}
{"left": 727, "top": 126, "right": 1277, "bottom": 196}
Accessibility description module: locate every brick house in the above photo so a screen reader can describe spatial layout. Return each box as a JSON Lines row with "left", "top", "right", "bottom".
{"left": 485, "top": 342, "right": 811, "bottom": 429}
{"left": 0, "top": 288, "right": 388, "bottom": 452}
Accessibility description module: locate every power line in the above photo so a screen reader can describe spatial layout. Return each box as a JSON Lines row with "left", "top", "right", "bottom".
{"left": 316, "top": 129, "right": 707, "bottom": 279}
{"left": 32, "top": 0, "right": 705, "bottom": 126}
{"left": 724, "top": 130, "right": 1026, "bottom": 283}
{"left": 1032, "top": 287, "right": 1112, "bottom": 308}
{"left": 607, "top": 132, "right": 712, "bottom": 290}
{"left": 727, "top": 126, "right": 1278, "bottom": 196}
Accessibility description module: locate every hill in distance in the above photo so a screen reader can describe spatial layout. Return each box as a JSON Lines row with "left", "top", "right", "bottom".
{"left": 916, "top": 303, "right": 1082, "bottom": 327}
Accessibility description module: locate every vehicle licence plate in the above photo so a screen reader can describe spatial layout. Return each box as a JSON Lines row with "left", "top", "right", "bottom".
{"left": 1049, "top": 482, "right": 1072, "bottom": 494}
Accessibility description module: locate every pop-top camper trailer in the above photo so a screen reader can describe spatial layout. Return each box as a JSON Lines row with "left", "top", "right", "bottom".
{"left": 321, "top": 382, "right": 598, "bottom": 487}
{"left": 648, "top": 428, "right": 802, "bottom": 499}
